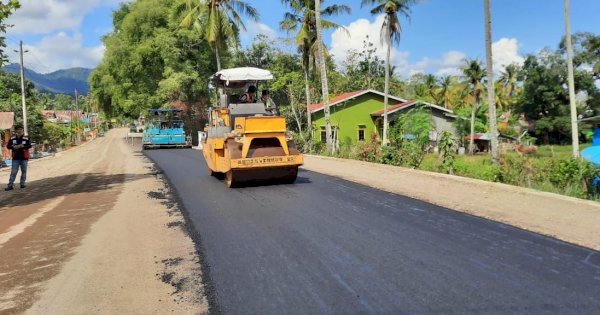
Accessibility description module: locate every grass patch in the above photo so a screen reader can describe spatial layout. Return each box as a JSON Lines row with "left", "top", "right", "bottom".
{"left": 318, "top": 142, "right": 599, "bottom": 200}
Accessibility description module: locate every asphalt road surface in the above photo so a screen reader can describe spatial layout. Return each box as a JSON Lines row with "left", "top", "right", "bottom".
{"left": 145, "top": 149, "right": 600, "bottom": 315}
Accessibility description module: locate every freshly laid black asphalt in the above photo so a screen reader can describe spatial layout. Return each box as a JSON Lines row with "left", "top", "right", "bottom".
{"left": 145, "top": 149, "right": 600, "bottom": 315}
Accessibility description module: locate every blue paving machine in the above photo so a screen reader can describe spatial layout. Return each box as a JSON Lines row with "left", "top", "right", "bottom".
{"left": 142, "top": 109, "right": 192, "bottom": 149}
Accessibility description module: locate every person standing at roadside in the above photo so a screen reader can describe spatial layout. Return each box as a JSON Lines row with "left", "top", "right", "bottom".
{"left": 6, "top": 124, "right": 32, "bottom": 190}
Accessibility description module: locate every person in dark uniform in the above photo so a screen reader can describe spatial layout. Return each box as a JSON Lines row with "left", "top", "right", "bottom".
{"left": 6, "top": 124, "right": 32, "bottom": 190}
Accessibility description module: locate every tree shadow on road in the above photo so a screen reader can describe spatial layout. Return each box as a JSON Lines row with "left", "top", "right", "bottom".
{"left": 0, "top": 173, "right": 149, "bottom": 210}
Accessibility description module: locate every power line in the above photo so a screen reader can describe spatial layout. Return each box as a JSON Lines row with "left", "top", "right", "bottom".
{"left": 5, "top": 38, "right": 54, "bottom": 73}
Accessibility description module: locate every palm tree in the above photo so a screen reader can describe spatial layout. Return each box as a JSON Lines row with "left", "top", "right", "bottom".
{"left": 564, "top": 0, "right": 579, "bottom": 158}
{"left": 314, "top": 0, "right": 334, "bottom": 151}
{"left": 493, "top": 81, "right": 510, "bottom": 111}
{"left": 438, "top": 75, "right": 454, "bottom": 109}
{"left": 498, "top": 63, "right": 519, "bottom": 97}
{"left": 461, "top": 59, "right": 486, "bottom": 155}
{"left": 179, "top": 0, "right": 259, "bottom": 71}
{"left": 280, "top": 0, "right": 350, "bottom": 142}
{"left": 484, "top": 0, "right": 499, "bottom": 163}
{"left": 423, "top": 73, "right": 439, "bottom": 103}
{"left": 361, "top": 0, "right": 416, "bottom": 147}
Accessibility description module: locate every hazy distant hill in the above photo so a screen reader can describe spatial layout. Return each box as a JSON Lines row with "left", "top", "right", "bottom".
{"left": 3, "top": 64, "right": 92, "bottom": 95}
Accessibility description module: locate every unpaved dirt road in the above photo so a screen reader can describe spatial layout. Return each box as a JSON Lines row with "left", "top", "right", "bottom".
{"left": 0, "top": 129, "right": 207, "bottom": 314}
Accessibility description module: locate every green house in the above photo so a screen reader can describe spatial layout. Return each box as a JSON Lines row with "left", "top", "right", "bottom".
{"left": 310, "top": 89, "right": 455, "bottom": 143}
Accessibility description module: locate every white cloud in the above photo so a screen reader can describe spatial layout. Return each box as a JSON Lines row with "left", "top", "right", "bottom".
{"left": 7, "top": 0, "right": 122, "bottom": 34}
{"left": 330, "top": 15, "right": 388, "bottom": 66}
{"left": 331, "top": 15, "right": 425, "bottom": 77}
{"left": 407, "top": 38, "right": 523, "bottom": 77}
{"left": 330, "top": 16, "right": 466, "bottom": 78}
{"left": 4, "top": 0, "right": 126, "bottom": 72}
{"left": 8, "top": 32, "right": 104, "bottom": 73}
{"left": 241, "top": 21, "right": 278, "bottom": 42}
{"left": 331, "top": 16, "right": 526, "bottom": 78}
{"left": 409, "top": 51, "right": 467, "bottom": 77}
{"left": 492, "top": 37, "right": 524, "bottom": 71}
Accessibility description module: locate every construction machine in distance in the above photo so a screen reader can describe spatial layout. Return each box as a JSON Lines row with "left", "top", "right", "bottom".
{"left": 202, "top": 67, "right": 303, "bottom": 188}
{"left": 142, "top": 109, "right": 192, "bottom": 149}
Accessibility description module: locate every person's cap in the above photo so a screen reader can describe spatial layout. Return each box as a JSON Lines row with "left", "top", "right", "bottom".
{"left": 14, "top": 124, "right": 23, "bottom": 130}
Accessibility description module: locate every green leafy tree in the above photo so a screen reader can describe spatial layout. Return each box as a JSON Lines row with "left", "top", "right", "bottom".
{"left": 0, "top": 71, "right": 44, "bottom": 142}
{"left": 559, "top": 32, "right": 600, "bottom": 80}
{"left": 90, "top": 0, "right": 217, "bottom": 143}
{"left": 41, "top": 122, "right": 70, "bottom": 148}
{"left": 387, "top": 104, "right": 431, "bottom": 168}
{"left": 342, "top": 40, "right": 386, "bottom": 91}
{"left": 0, "top": 0, "right": 19, "bottom": 66}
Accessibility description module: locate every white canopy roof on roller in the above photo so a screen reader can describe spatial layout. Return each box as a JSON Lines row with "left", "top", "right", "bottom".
{"left": 211, "top": 67, "right": 274, "bottom": 86}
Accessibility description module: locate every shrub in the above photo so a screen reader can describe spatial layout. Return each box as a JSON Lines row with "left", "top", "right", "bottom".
{"left": 379, "top": 146, "right": 401, "bottom": 166}
{"left": 437, "top": 131, "right": 455, "bottom": 174}
{"left": 41, "top": 122, "right": 70, "bottom": 148}
{"left": 292, "top": 132, "right": 307, "bottom": 153}
{"left": 311, "top": 141, "right": 326, "bottom": 155}
{"left": 335, "top": 136, "right": 354, "bottom": 159}
{"left": 398, "top": 140, "right": 427, "bottom": 168}
{"left": 547, "top": 159, "right": 600, "bottom": 198}
{"left": 356, "top": 132, "right": 380, "bottom": 162}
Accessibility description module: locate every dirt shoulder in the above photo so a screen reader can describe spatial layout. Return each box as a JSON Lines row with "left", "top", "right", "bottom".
{"left": 302, "top": 155, "right": 600, "bottom": 251}
{"left": 0, "top": 129, "right": 207, "bottom": 314}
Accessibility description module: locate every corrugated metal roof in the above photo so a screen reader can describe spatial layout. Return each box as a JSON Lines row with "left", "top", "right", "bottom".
{"left": 370, "top": 100, "right": 416, "bottom": 116}
{"left": 465, "top": 133, "right": 491, "bottom": 140}
{"left": 43, "top": 110, "right": 82, "bottom": 123}
{"left": 309, "top": 89, "right": 407, "bottom": 113}
{"left": 309, "top": 90, "right": 365, "bottom": 113}
{"left": 0, "top": 112, "right": 14, "bottom": 130}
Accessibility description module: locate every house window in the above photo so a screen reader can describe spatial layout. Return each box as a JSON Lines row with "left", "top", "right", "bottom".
{"left": 320, "top": 127, "right": 339, "bottom": 142}
{"left": 358, "top": 129, "right": 365, "bottom": 141}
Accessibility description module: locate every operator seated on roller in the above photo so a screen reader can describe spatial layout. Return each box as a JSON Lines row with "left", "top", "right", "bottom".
{"left": 261, "top": 89, "right": 278, "bottom": 115}
{"left": 238, "top": 85, "right": 256, "bottom": 103}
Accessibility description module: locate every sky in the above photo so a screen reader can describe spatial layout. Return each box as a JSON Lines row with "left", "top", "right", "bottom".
{"left": 4, "top": 0, "right": 600, "bottom": 77}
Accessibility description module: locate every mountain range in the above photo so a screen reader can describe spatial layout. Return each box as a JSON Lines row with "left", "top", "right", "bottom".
{"left": 3, "top": 64, "right": 93, "bottom": 95}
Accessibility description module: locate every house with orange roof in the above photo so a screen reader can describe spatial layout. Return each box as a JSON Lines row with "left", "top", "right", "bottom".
{"left": 0, "top": 112, "right": 15, "bottom": 161}
{"left": 310, "top": 89, "right": 455, "bottom": 143}
{"left": 42, "top": 110, "right": 83, "bottom": 124}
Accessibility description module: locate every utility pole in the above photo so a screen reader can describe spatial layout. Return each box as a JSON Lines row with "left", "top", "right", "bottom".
{"left": 564, "top": 0, "right": 580, "bottom": 158}
{"left": 75, "top": 89, "right": 81, "bottom": 144}
{"left": 16, "top": 41, "right": 28, "bottom": 135}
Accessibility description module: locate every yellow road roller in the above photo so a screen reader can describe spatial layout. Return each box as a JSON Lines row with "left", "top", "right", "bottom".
{"left": 202, "top": 67, "right": 303, "bottom": 187}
